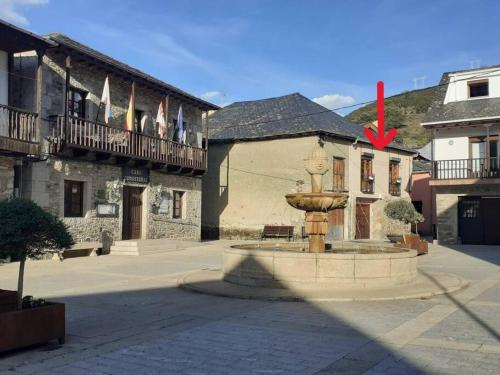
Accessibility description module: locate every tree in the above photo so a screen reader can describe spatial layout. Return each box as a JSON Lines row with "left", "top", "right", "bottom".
{"left": 384, "top": 199, "right": 424, "bottom": 236}
{"left": 0, "top": 199, "right": 74, "bottom": 309}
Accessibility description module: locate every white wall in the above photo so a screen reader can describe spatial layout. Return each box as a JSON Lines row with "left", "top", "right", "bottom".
{"left": 433, "top": 124, "right": 500, "bottom": 160}
{"left": 444, "top": 67, "right": 500, "bottom": 104}
{"left": 0, "top": 51, "right": 8, "bottom": 106}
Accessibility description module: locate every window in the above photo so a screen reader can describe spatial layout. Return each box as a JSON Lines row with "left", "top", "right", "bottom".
{"left": 468, "top": 80, "right": 489, "bottom": 98}
{"left": 361, "top": 155, "right": 374, "bottom": 194}
{"left": 389, "top": 160, "right": 401, "bottom": 196}
{"left": 173, "top": 190, "right": 185, "bottom": 219}
{"left": 332, "top": 157, "right": 345, "bottom": 192}
{"left": 412, "top": 201, "right": 423, "bottom": 214}
{"left": 461, "top": 200, "right": 480, "bottom": 218}
{"left": 64, "top": 180, "right": 84, "bottom": 217}
{"left": 134, "top": 109, "right": 144, "bottom": 133}
{"left": 68, "top": 88, "right": 87, "bottom": 118}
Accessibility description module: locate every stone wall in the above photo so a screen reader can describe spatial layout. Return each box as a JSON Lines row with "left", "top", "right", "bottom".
{"left": 148, "top": 172, "right": 202, "bottom": 241}
{"left": 0, "top": 156, "right": 15, "bottom": 200}
{"left": 24, "top": 158, "right": 202, "bottom": 248}
{"left": 435, "top": 184, "right": 500, "bottom": 244}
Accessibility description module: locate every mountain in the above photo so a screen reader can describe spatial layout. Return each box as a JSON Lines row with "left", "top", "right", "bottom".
{"left": 346, "top": 87, "right": 436, "bottom": 148}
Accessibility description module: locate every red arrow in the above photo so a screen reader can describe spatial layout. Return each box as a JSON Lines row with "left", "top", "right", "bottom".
{"left": 364, "top": 81, "right": 397, "bottom": 150}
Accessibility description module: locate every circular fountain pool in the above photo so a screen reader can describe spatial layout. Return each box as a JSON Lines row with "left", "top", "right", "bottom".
{"left": 223, "top": 242, "right": 418, "bottom": 289}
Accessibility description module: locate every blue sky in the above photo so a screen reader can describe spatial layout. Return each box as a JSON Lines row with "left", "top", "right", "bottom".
{"left": 2, "top": 0, "right": 500, "bottom": 112}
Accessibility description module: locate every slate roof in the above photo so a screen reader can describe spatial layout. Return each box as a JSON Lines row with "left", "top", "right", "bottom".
{"left": 413, "top": 159, "right": 432, "bottom": 173}
{"left": 46, "top": 33, "right": 218, "bottom": 111}
{"left": 0, "top": 19, "right": 56, "bottom": 53}
{"left": 423, "top": 65, "right": 500, "bottom": 125}
{"left": 209, "top": 93, "right": 413, "bottom": 153}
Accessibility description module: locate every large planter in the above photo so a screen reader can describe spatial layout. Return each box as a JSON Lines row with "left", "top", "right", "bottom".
{"left": 394, "top": 234, "right": 428, "bottom": 255}
{"left": 0, "top": 302, "right": 65, "bottom": 353}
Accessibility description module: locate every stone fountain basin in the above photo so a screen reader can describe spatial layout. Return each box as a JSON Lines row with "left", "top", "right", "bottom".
{"left": 223, "top": 242, "right": 418, "bottom": 289}
{"left": 285, "top": 192, "right": 348, "bottom": 211}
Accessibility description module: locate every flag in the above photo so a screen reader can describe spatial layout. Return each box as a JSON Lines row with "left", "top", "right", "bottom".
{"left": 100, "top": 75, "right": 112, "bottom": 124}
{"left": 125, "top": 82, "right": 135, "bottom": 131}
{"left": 176, "top": 105, "right": 185, "bottom": 143}
{"left": 156, "top": 97, "right": 167, "bottom": 138}
{"left": 140, "top": 114, "right": 148, "bottom": 133}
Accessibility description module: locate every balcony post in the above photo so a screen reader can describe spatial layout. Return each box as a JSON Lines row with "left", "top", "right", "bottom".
{"left": 64, "top": 56, "right": 71, "bottom": 131}
{"left": 204, "top": 110, "right": 209, "bottom": 169}
{"left": 35, "top": 50, "right": 43, "bottom": 145}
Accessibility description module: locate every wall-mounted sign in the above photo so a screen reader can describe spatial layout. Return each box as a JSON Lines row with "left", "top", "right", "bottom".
{"left": 158, "top": 197, "right": 169, "bottom": 214}
{"left": 122, "top": 166, "right": 149, "bottom": 184}
{"left": 96, "top": 203, "right": 119, "bottom": 217}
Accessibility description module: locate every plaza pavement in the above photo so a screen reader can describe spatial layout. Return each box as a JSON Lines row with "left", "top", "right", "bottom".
{"left": 0, "top": 241, "right": 499, "bottom": 374}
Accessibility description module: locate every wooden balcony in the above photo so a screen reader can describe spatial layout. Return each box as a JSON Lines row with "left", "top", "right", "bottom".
{"left": 50, "top": 115, "right": 207, "bottom": 175}
{"left": 0, "top": 104, "right": 39, "bottom": 156}
{"left": 431, "top": 157, "right": 500, "bottom": 185}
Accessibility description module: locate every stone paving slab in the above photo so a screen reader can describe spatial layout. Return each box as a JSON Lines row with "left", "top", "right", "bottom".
{"left": 0, "top": 241, "right": 499, "bottom": 374}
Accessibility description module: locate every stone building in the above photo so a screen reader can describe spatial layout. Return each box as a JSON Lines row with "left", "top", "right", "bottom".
{"left": 0, "top": 21, "right": 54, "bottom": 202}
{"left": 422, "top": 65, "right": 500, "bottom": 245}
{"left": 8, "top": 28, "right": 217, "bottom": 250}
{"left": 202, "top": 93, "right": 415, "bottom": 241}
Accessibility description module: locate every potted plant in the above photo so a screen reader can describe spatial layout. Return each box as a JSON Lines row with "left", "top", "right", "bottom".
{"left": 384, "top": 199, "right": 424, "bottom": 243}
{"left": 0, "top": 198, "right": 74, "bottom": 352}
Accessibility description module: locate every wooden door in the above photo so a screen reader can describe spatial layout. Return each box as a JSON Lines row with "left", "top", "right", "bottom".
{"left": 458, "top": 198, "right": 482, "bottom": 244}
{"left": 327, "top": 208, "right": 344, "bottom": 240}
{"left": 355, "top": 203, "right": 370, "bottom": 239}
{"left": 481, "top": 198, "right": 500, "bottom": 245}
{"left": 122, "top": 186, "right": 143, "bottom": 240}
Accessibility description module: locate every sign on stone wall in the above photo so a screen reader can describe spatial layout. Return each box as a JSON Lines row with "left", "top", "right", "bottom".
{"left": 122, "top": 166, "right": 149, "bottom": 184}
{"left": 158, "top": 197, "right": 169, "bottom": 214}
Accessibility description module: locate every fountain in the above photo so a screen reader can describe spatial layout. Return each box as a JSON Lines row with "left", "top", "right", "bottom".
{"left": 285, "top": 142, "right": 348, "bottom": 253}
{"left": 180, "top": 143, "right": 467, "bottom": 301}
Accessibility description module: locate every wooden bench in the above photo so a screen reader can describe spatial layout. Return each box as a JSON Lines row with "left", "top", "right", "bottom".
{"left": 261, "top": 225, "right": 294, "bottom": 241}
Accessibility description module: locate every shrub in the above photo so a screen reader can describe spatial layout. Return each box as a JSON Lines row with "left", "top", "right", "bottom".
{"left": 384, "top": 199, "right": 424, "bottom": 235}
{"left": 0, "top": 198, "right": 74, "bottom": 309}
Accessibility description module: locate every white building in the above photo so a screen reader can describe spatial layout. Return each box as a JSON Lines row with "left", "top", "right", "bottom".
{"left": 422, "top": 65, "right": 500, "bottom": 245}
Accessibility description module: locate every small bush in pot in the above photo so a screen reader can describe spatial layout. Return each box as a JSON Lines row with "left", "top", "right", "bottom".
{"left": 0, "top": 198, "right": 74, "bottom": 309}
{"left": 384, "top": 199, "right": 424, "bottom": 240}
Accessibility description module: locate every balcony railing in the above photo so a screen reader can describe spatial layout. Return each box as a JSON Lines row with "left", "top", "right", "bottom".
{"left": 361, "top": 176, "right": 374, "bottom": 194}
{"left": 389, "top": 180, "right": 401, "bottom": 196}
{"left": 432, "top": 157, "right": 500, "bottom": 180}
{"left": 51, "top": 115, "right": 207, "bottom": 171}
{"left": 0, "top": 104, "right": 39, "bottom": 154}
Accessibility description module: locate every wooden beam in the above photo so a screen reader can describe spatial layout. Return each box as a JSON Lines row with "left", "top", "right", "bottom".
{"left": 35, "top": 50, "right": 43, "bottom": 147}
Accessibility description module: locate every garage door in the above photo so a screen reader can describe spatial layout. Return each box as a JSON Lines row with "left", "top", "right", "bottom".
{"left": 459, "top": 197, "right": 500, "bottom": 245}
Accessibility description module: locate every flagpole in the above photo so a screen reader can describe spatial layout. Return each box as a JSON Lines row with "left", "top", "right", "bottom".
{"left": 95, "top": 102, "right": 102, "bottom": 123}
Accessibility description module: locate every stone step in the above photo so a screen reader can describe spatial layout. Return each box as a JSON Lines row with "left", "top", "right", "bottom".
{"left": 110, "top": 239, "right": 203, "bottom": 256}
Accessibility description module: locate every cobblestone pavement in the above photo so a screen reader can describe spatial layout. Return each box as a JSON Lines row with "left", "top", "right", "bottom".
{"left": 0, "top": 241, "right": 499, "bottom": 374}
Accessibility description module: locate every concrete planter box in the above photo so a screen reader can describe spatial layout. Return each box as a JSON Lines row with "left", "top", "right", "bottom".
{"left": 0, "top": 302, "right": 65, "bottom": 353}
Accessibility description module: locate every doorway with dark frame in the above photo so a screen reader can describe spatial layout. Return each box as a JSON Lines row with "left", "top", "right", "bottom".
{"left": 122, "top": 185, "right": 144, "bottom": 240}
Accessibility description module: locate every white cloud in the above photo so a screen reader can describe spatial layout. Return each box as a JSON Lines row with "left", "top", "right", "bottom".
{"left": 312, "top": 94, "right": 356, "bottom": 111}
{"left": 0, "top": 0, "right": 48, "bottom": 26}
{"left": 200, "top": 91, "right": 223, "bottom": 100}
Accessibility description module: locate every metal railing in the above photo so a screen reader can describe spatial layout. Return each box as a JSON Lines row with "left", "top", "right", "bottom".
{"left": 432, "top": 157, "right": 500, "bottom": 179}
{"left": 51, "top": 115, "right": 207, "bottom": 170}
{"left": 0, "top": 103, "right": 38, "bottom": 143}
